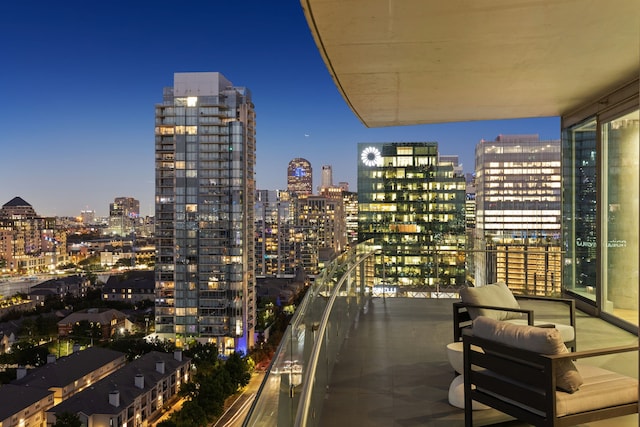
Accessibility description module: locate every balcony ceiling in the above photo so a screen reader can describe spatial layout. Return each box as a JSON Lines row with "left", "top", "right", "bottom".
{"left": 301, "top": 0, "right": 640, "bottom": 127}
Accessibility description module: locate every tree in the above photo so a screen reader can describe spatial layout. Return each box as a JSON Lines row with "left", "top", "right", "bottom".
{"left": 11, "top": 341, "right": 49, "bottom": 367}
{"left": 183, "top": 342, "right": 219, "bottom": 373}
{"left": 114, "top": 257, "right": 134, "bottom": 268}
{"left": 106, "top": 336, "right": 175, "bottom": 361}
{"left": 224, "top": 352, "right": 251, "bottom": 390}
{"left": 170, "top": 400, "right": 208, "bottom": 427}
{"left": 71, "top": 320, "right": 103, "bottom": 344}
{"left": 53, "top": 411, "right": 82, "bottom": 427}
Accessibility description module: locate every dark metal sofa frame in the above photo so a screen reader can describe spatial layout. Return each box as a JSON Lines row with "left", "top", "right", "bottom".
{"left": 462, "top": 334, "right": 638, "bottom": 427}
{"left": 453, "top": 296, "right": 577, "bottom": 351}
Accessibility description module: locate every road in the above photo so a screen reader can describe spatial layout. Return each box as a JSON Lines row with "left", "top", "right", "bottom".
{"left": 148, "top": 371, "right": 265, "bottom": 427}
{"left": 212, "top": 371, "right": 265, "bottom": 427}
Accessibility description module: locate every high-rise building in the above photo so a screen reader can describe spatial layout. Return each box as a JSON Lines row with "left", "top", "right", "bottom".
{"left": 287, "top": 158, "right": 312, "bottom": 196}
{"left": 293, "top": 194, "right": 346, "bottom": 274}
{"left": 319, "top": 165, "right": 333, "bottom": 190}
{"left": 358, "top": 142, "right": 467, "bottom": 292}
{"left": 79, "top": 210, "right": 95, "bottom": 225}
{"left": 474, "top": 134, "right": 562, "bottom": 293}
{"left": 154, "top": 72, "right": 256, "bottom": 353}
{"left": 106, "top": 197, "right": 139, "bottom": 236}
{"left": 342, "top": 191, "right": 359, "bottom": 247}
{"left": 0, "top": 197, "right": 66, "bottom": 273}
{"left": 254, "top": 190, "right": 296, "bottom": 278}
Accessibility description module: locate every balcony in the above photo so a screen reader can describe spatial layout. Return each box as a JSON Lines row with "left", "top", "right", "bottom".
{"left": 244, "top": 241, "right": 638, "bottom": 427}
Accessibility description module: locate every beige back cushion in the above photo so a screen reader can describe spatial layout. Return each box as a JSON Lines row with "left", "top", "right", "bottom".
{"left": 473, "top": 316, "right": 583, "bottom": 393}
{"left": 459, "top": 282, "right": 522, "bottom": 321}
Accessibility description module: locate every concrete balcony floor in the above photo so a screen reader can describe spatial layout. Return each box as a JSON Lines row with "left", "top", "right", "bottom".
{"left": 318, "top": 298, "right": 638, "bottom": 427}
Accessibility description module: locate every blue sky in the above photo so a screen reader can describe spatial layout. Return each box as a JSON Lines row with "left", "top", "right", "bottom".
{"left": 1, "top": 1, "right": 560, "bottom": 217}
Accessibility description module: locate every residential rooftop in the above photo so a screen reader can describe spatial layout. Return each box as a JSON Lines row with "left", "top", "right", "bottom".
{"left": 48, "top": 350, "right": 189, "bottom": 415}
{"left": 12, "top": 347, "right": 126, "bottom": 389}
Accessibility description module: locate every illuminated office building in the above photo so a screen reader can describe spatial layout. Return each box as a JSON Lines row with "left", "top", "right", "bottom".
{"left": 358, "top": 142, "right": 466, "bottom": 292}
{"left": 287, "top": 158, "right": 312, "bottom": 196}
{"left": 154, "top": 72, "right": 256, "bottom": 353}
{"left": 474, "top": 134, "right": 562, "bottom": 294}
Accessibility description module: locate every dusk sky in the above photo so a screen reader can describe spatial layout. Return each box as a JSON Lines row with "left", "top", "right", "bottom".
{"left": 1, "top": 1, "right": 560, "bottom": 218}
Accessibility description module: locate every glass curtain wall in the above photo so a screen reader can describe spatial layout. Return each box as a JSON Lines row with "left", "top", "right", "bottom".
{"left": 563, "top": 106, "right": 639, "bottom": 328}
{"left": 601, "top": 109, "right": 639, "bottom": 325}
{"left": 563, "top": 119, "right": 597, "bottom": 301}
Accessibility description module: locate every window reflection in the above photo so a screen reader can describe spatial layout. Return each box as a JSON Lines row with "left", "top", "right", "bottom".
{"left": 562, "top": 118, "right": 597, "bottom": 301}
{"left": 602, "top": 109, "right": 639, "bottom": 325}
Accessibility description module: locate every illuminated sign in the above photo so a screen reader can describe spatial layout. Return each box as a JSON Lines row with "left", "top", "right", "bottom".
{"left": 361, "top": 146, "right": 382, "bottom": 167}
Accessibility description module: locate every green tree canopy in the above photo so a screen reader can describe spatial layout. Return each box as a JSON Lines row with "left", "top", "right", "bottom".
{"left": 225, "top": 352, "right": 252, "bottom": 390}
{"left": 53, "top": 412, "right": 82, "bottom": 427}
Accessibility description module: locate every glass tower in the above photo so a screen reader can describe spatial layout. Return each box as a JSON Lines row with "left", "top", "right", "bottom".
{"left": 357, "top": 142, "right": 466, "bottom": 294}
{"left": 154, "top": 72, "right": 256, "bottom": 353}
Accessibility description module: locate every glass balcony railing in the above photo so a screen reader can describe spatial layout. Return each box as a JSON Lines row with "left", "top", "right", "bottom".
{"left": 243, "top": 239, "right": 379, "bottom": 427}
{"left": 244, "top": 241, "right": 638, "bottom": 427}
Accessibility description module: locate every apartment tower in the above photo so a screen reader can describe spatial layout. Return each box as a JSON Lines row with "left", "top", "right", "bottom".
{"left": 254, "top": 190, "right": 296, "bottom": 278}
{"left": 154, "top": 72, "right": 256, "bottom": 353}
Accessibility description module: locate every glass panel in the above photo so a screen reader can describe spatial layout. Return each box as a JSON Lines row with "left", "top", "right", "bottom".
{"left": 602, "top": 109, "right": 639, "bottom": 325}
{"left": 562, "top": 118, "right": 597, "bottom": 301}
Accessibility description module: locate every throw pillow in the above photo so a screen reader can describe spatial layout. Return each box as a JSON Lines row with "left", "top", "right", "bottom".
{"left": 460, "top": 282, "right": 522, "bottom": 321}
{"left": 472, "top": 316, "right": 583, "bottom": 393}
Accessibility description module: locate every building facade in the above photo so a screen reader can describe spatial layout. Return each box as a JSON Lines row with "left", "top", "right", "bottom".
{"left": 319, "top": 164, "right": 333, "bottom": 190}
{"left": 287, "top": 158, "right": 312, "bottom": 196}
{"left": 106, "top": 197, "right": 140, "bottom": 236}
{"left": 293, "top": 194, "right": 346, "bottom": 275}
{"left": 0, "top": 197, "right": 66, "bottom": 273}
{"left": 254, "top": 190, "right": 296, "bottom": 278}
{"left": 154, "top": 72, "right": 256, "bottom": 353}
{"left": 474, "top": 135, "right": 562, "bottom": 294}
{"left": 357, "top": 142, "right": 466, "bottom": 293}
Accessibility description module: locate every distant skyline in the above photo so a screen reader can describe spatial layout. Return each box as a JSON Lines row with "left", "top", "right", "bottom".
{"left": 1, "top": 1, "right": 560, "bottom": 218}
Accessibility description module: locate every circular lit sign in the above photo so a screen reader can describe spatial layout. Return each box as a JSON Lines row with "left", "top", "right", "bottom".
{"left": 361, "top": 146, "right": 382, "bottom": 167}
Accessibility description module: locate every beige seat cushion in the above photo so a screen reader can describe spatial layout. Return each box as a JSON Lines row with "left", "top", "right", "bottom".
{"left": 556, "top": 363, "right": 638, "bottom": 416}
{"left": 460, "top": 282, "right": 522, "bottom": 321}
{"left": 506, "top": 319, "right": 575, "bottom": 343}
{"left": 473, "top": 316, "right": 583, "bottom": 393}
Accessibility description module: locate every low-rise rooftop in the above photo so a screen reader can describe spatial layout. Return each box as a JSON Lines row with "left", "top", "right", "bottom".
{"left": 12, "top": 347, "right": 126, "bottom": 389}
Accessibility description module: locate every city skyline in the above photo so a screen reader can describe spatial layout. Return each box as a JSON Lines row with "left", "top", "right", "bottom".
{"left": 1, "top": 1, "right": 560, "bottom": 217}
